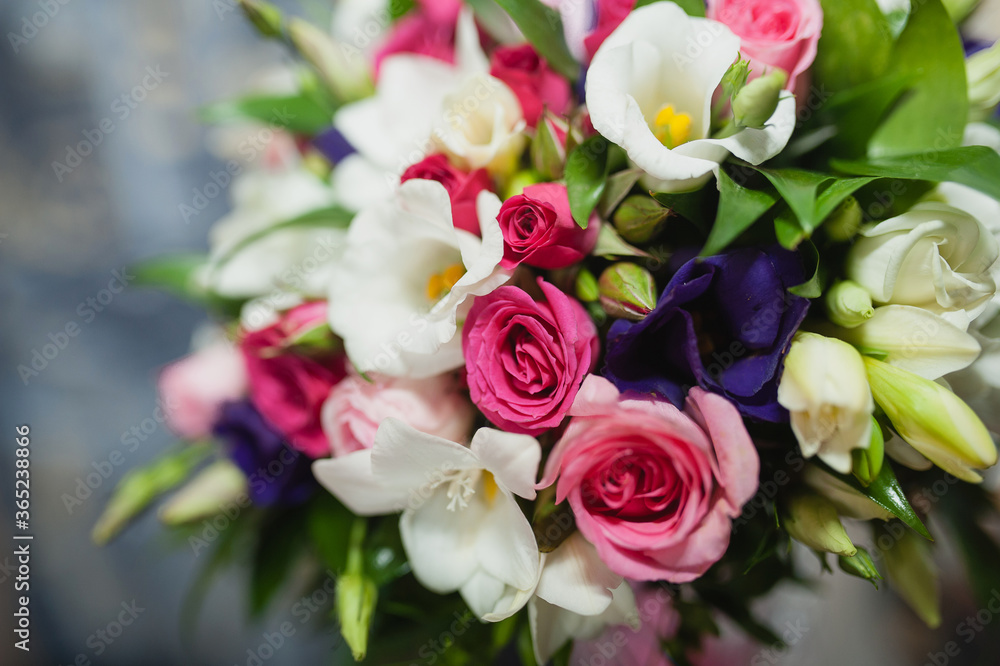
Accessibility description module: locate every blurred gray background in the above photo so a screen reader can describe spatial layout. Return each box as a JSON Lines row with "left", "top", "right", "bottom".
{"left": 0, "top": 1, "right": 998, "bottom": 664}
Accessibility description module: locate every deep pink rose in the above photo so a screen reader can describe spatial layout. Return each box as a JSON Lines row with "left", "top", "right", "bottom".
{"left": 401, "top": 154, "right": 493, "bottom": 236}
{"left": 707, "top": 0, "right": 823, "bottom": 92}
{"left": 489, "top": 44, "right": 572, "bottom": 127}
{"left": 374, "top": 9, "right": 456, "bottom": 75}
{"left": 538, "top": 376, "right": 759, "bottom": 582}
{"left": 320, "top": 371, "right": 474, "bottom": 457}
{"left": 240, "top": 301, "right": 347, "bottom": 458}
{"left": 462, "top": 279, "right": 598, "bottom": 436}
{"left": 583, "top": 0, "right": 637, "bottom": 61}
{"left": 497, "top": 183, "right": 599, "bottom": 270}
{"left": 158, "top": 341, "right": 248, "bottom": 440}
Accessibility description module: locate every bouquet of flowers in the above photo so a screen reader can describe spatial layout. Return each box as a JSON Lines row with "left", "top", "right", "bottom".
{"left": 96, "top": 0, "right": 1000, "bottom": 662}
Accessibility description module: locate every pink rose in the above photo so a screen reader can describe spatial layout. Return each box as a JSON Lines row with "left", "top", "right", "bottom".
{"left": 538, "top": 376, "right": 759, "bottom": 582}
{"left": 497, "top": 183, "right": 599, "bottom": 270}
{"left": 158, "top": 341, "right": 248, "bottom": 440}
{"left": 571, "top": 584, "right": 679, "bottom": 666}
{"left": 320, "top": 371, "right": 474, "bottom": 457}
{"left": 707, "top": 0, "right": 823, "bottom": 92}
{"left": 462, "top": 279, "right": 598, "bottom": 435}
{"left": 582, "top": 0, "right": 637, "bottom": 61}
{"left": 401, "top": 154, "right": 493, "bottom": 236}
{"left": 488, "top": 44, "right": 572, "bottom": 127}
{"left": 374, "top": 8, "right": 457, "bottom": 75}
{"left": 240, "top": 302, "right": 347, "bottom": 458}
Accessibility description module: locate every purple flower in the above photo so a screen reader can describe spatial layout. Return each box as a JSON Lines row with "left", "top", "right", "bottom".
{"left": 212, "top": 401, "right": 316, "bottom": 506}
{"left": 603, "top": 247, "right": 810, "bottom": 422}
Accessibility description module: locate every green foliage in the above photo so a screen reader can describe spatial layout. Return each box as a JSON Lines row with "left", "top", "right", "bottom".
{"left": 813, "top": 0, "right": 892, "bottom": 92}
{"left": 700, "top": 167, "right": 778, "bottom": 256}
{"left": 198, "top": 91, "right": 336, "bottom": 135}
{"left": 566, "top": 136, "right": 611, "bottom": 228}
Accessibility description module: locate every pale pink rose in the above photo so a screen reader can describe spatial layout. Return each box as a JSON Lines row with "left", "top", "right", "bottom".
{"left": 320, "top": 371, "right": 474, "bottom": 457}
{"left": 462, "top": 279, "right": 599, "bottom": 436}
{"left": 571, "top": 584, "right": 680, "bottom": 666}
{"left": 489, "top": 44, "right": 572, "bottom": 127}
{"left": 497, "top": 183, "right": 599, "bottom": 270}
{"left": 158, "top": 341, "right": 248, "bottom": 440}
{"left": 707, "top": 0, "right": 823, "bottom": 91}
{"left": 538, "top": 376, "right": 759, "bottom": 582}
{"left": 373, "top": 4, "right": 457, "bottom": 75}
{"left": 240, "top": 302, "right": 347, "bottom": 459}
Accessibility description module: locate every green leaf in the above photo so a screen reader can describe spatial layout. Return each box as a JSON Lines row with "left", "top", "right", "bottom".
{"left": 250, "top": 509, "right": 308, "bottom": 616}
{"left": 635, "top": 0, "right": 706, "bottom": 17}
{"left": 565, "top": 135, "right": 610, "bottom": 229}
{"left": 132, "top": 254, "right": 208, "bottom": 300}
{"left": 198, "top": 92, "right": 334, "bottom": 135}
{"left": 835, "top": 462, "right": 933, "bottom": 540}
{"left": 307, "top": 494, "right": 354, "bottom": 574}
{"left": 813, "top": 0, "right": 892, "bottom": 93}
{"left": 652, "top": 186, "right": 717, "bottom": 231}
{"left": 755, "top": 168, "right": 875, "bottom": 234}
{"left": 491, "top": 0, "right": 579, "bottom": 80}
{"left": 592, "top": 224, "right": 650, "bottom": 259}
{"left": 700, "top": 167, "right": 778, "bottom": 256}
{"left": 598, "top": 169, "right": 642, "bottom": 218}
{"left": 832, "top": 146, "right": 1000, "bottom": 201}
{"left": 867, "top": 0, "right": 968, "bottom": 158}
{"left": 210, "top": 205, "right": 353, "bottom": 273}
{"left": 787, "top": 240, "right": 824, "bottom": 298}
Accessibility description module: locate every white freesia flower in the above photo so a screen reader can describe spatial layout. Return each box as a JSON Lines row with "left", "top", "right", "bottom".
{"left": 312, "top": 419, "right": 543, "bottom": 619}
{"left": 826, "top": 305, "right": 981, "bottom": 380}
{"left": 586, "top": 2, "right": 796, "bottom": 193}
{"left": 846, "top": 202, "right": 1000, "bottom": 329}
{"left": 327, "top": 179, "right": 508, "bottom": 378}
{"left": 333, "top": 9, "right": 525, "bottom": 186}
{"left": 204, "top": 167, "right": 343, "bottom": 299}
{"left": 526, "top": 533, "right": 638, "bottom": 664}
{"left": 777, "top": 333, "right": 874, "bottom": 474}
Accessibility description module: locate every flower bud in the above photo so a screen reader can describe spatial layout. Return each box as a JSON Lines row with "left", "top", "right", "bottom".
{"left": 880, "top": 526, "right": 940, "bottom": 628}
{"left": 158, "top": 460, "right": 248, "bottom": 525}
{"left": 825, "top": 280, "right": 874, "bottom": 328}
{"left": 852, "top": 417, "right": 885, "bottom": 486}
{"left": 531, "top": 111, "right": 568, "bottom": 180}
{"left": 288, "top": 18, "right": 373, "bottom": 103}
{"left": 782, "top": 492, "right": 857, "bottom": 557}
{"left": 968, "top": 41, "right": 1000, "bottom": 121}
{"left": 502, "top": 169, "right": 543, "bottom": 199}
{"left": 839, "top": 546, "right": 882, "bottom": 588}
{"left": 777, "top": 333, "right": 874, "bottom": 474}
{"left": 720, "top": 57, "right": 751, "bottom": 105}
{"left": 864, "top": 356, "right": 998, "bottom": 482}
{"left": 803, "top": 465, "right": 893, "bottom": 521}
{"left": 575, "top": 268, "right": 600, "bottom": 303}
{"left": 239, "top": 0, "right": 283, "bottom": 38}
{"left": 338, "top": 519, "right": 377, "bottom": 660}
{"left": 732, "top": 69, "right": 788, "bottom": 129}
{"left": 823, "top": 195, "right": 863, "bottom": 241}
{"left": 598, "top": 262, "right": 658, "bottom": 321}
{"left": 92, "top": 445, "right": 211, "bottom": 545}
{"left": 613, "top": 195, "right": 671, "bottom": 244}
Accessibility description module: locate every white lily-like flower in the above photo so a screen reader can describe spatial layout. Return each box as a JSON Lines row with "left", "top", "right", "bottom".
{"left": 526, "top": 533, "right": 638, "bottom": 664}
{"left": 586, "top": 2, "right": 796, "bottom": 193}
{"left": 203, "top": 167, "right": 344, "bottom": 299}
{"left": 846, "top": 202, "right": 1000, "bottom": 329}
{"left": 312, "top": 418, "right": 542, "bottom": 619}
{"left": 777, "top": 333, "right": 874, "bottom": 474}
{"left": 333, "top": 8, "right": 525, "bottom": 190}
{"left": 327, "top": 178, "right": 508, "bottom": 378}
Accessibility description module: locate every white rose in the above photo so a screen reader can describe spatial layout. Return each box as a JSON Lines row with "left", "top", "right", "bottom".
{"left": 846, "top": 202, "right": 1000, "bottom": 329}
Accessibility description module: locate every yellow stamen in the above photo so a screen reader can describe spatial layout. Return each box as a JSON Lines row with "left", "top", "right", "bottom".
{"left": 481, "top": 471, "right": 499, "bottom": 507}
{"left": 426, "top": 263, "right": 466, "bottom": 302}
{"left": 652, "top": 105, "right": 693, "bottom": 149}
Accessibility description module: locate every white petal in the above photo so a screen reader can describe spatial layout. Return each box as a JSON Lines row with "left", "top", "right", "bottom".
{"left": 475, "top": 489, "right": 542, "bottom": 591}
{"left": 535, "top": 533, "right": 622, "bottom": 616}
{"left": 459, "top": 570, "right": 508, "bottom": 618}
{"left": 470, "top": 429, "right": 541, "bottom": 499}
{"left": 400, "top": 489, "right": 484, "bottom": 594}
{"left": 370, "top": 419, "right": 480, "bottom": 505}
{"left": 311, "top": 451, "right": 411, "bottom": 516}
